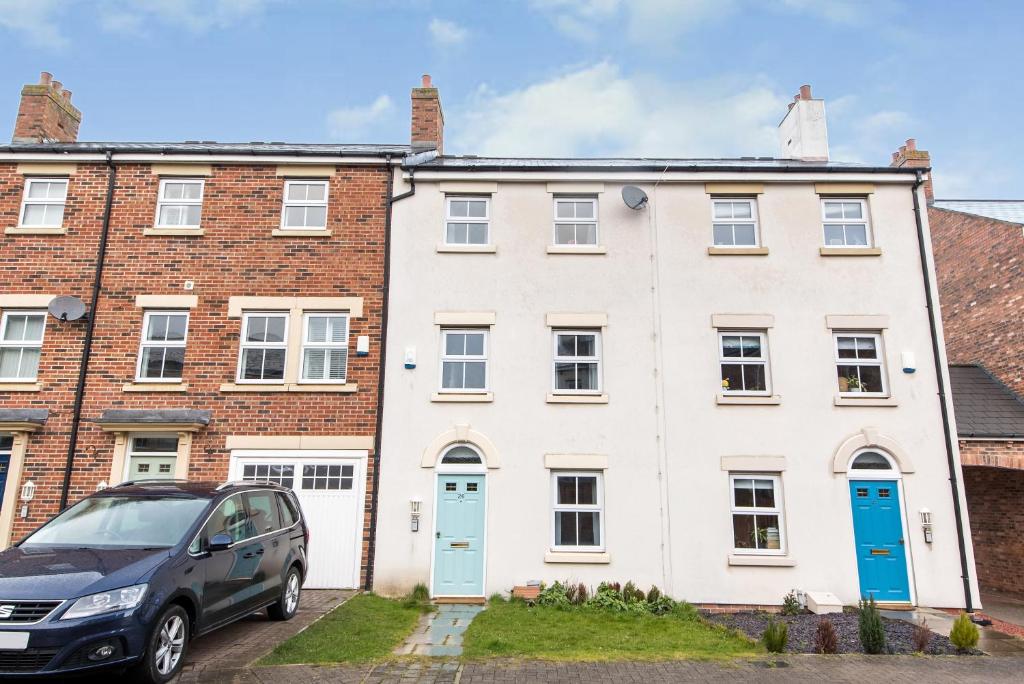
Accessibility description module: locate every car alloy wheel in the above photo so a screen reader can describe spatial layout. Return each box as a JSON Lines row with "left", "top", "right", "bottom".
{"left": 154, "top": 613, "right": 185, "bottom": 675}
{"left": 284, "top": 571, "right": 300, "bottom": 615}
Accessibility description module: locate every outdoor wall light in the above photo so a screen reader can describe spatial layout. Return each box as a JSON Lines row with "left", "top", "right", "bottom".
{"left": 920, "top": 507, "right": 933, "bottom": 543}
{"left": 410, "top": 497, "right": 422, "bottom": 532}
{"left": 20, "top": 480, "right": 35, "bottom": 502}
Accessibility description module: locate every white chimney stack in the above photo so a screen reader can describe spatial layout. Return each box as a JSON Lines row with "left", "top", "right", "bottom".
{"left": 778, "top": 84, "right": 829, "bottom": 161}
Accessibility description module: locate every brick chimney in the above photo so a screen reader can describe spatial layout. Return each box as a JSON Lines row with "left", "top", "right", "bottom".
{"left": 777, "top": 84, "right": 829, "bottom": 161}
{"left": 12, "top": 72, "right": 82, "bottom": 144}
{"left": 890, "top": 138, "right": 933, "bottom": 202}
{"left": 411, "top": 74, "right": 443, "bottom": 154}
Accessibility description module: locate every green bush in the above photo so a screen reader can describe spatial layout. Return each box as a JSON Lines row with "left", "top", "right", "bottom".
{"left": 764, "top": 617, "right": 788, "bottom": 653}
{"left": 781, "top": 591, "right": 802, "bottom": 616}
{"left": 587, "top": 583, "right": 628, "bottom": 611}
{"left": 537, "top": 581, "right": 571, "bottom": 608}
{"left": 949, "top": 612, "right": 980, "bottom": 652}
{"left": 858, "top": 596, "right": 886, "bottom": 654}
{"left": 648, "top": 595, "right": 676, "bottom": 615}
{"left": 646, "top": 585, "right": 662, "bottom": 603}
{"left": 622, "top": 581, "right": 646, "bottom": 604}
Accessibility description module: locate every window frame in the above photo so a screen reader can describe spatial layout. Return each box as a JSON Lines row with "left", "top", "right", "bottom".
{"left": 0, "top": 310, "right": 46, "bottom": 382}
{"left": 821, "top": 198, "right": 873, "bottom": 248}
{"left": 279, "top": 179, "right": 330, "bottom": 231}
{"left": 552, "top": 196, "right": 599, "bottom": 246}
{"left": 439, "top": 328, "right": 489, "bottom": 393}
{"left": 298, "top": 311, "right": 350, "bottom": 384}
{"left": 729, "top": 473, "right": 786, "bottom": 556}
{"left": 235, "top": 311, "right": 290, "bottom": 384}
{"left": 124, "top": 433, "right": 179, "bottom": 481}
{"left": 444, "top": 196, "right": 491, "bottom": 246}
{"left": 551, "top": 329, "right": 603, "bottom": 395}
{"left": 711, "top": 198, "right": 760, "bottom": 248}
{"left": 833, "top": 331, "right": 889, "bottom": 397}
{"left": 154, "top": 178, "right": 205, "bottom": 229}
{"left": 134, "top": 310, "right": 190, "bottom": 383}
{"left": 550, "top": 470, "right": 606, "bottom": 553}
{"left": 717, "top": 330, "right": 771, "bottom": 396}
{"left": 19, "top": 177, "right": 68, "bottom": 228}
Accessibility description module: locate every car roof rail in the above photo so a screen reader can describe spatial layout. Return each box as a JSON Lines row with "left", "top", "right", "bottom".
{"left": 214, "top": 479, "right": 279, "bottom": 491}
{"left": 114, "top": 478, "right": 193, "bottom": 488}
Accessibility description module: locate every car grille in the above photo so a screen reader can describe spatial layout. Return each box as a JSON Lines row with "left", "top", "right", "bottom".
{"left": 0, "top": 648, "right": 59, "bottom": 673}
{"left": 0, "top": 600, "right": 63, "bottom": 623}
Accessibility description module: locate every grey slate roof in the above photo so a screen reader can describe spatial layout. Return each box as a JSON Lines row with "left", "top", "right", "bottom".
{"left": 948, "top": 365, "right": 1024, "bottom": 438}
{"left": 932, "top": 200, "right": 1024, "bottom": 225}
{"left": 0, "top": 409, "right": 48, "bottom": 425}
{"left": 417, "top": 156, "right": 914, "bottom": 173}
{"left": 0, "top": 142, "right": 410, "bottom": 156}
{"left": 94, "top": 409, "right": 212, "bottom": 425}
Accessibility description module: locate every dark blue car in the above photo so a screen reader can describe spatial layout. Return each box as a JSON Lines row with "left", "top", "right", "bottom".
{"left": 0, "top": 480, "right": 308, "bottom": 682}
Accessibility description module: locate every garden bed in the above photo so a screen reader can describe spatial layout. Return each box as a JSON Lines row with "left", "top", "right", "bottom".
{"left": 705, "top": 610, "right": 983, "bottom": 655}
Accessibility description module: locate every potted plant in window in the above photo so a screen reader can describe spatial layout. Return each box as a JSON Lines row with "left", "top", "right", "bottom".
{"left": 844, "top": 376, "right": 862, "bottom": 393}
{"left": 751, "top": 526, "right": 768, "bottom": 548}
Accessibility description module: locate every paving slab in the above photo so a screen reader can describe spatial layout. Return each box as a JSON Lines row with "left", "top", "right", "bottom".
{"left": 394, "top": 603, "right": 485, "bottom": 657}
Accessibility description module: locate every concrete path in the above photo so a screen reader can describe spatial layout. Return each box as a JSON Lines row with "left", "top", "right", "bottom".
{"left": 981, "top": 591, "right": 1024, "bottom": 628}
{"left": 880, "top": 606, "right": 1024, "bottom": 656}
{"left": 394, "top": 603, "right": 485, "bottom": 656}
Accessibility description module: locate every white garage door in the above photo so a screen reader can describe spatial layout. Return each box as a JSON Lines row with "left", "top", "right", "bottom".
{"left": 231, "top": 450, "right": 366, "bottom": 589}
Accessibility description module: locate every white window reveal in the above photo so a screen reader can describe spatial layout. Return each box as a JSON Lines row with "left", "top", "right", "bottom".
{"left": 19, "top": 178, "right": 68, "bottom": 228}
{"left": 731, "top": 475, "right": 785, "bottom": 554}
{"left": 281, "top": 180, "right": 329, "bottom": 230}
{"left": 237, "top": 313, "right": 288, "bottom": 382}
{"left": 553, "top": 197, "right": 598, "bottom": 246}
{"left": 719, "top": 331, "right": 769, "bottom": 394}
{"left": 0, "top": 311, "right": 46, "bottom": 381}
{"left": 822, "top": 199, "right": 871, "bottom": 247}
{"left": 834, "top": 332, "right": 887, "bottom": 395}
{"left": 552, "top": 471, "right": 604, "bottom": 551}
{"left": 552, "top": 330, "right": 601, "bottom": 393}
{"left": 440, "top": 329, "right": 487, "bottom": 391}
{"left": 136, "top": 311, "right": 189, "bottom": 382}
{"left": 445, "top": 197, "right": 490, "bottom": 245}
{"left": 300, "top": 313, "right": 349, "bottom": 383}
{"left": 126, "top": 435, "right": 179, "bottom": 481}
{"left": 155, "top": 179, "right": 204, "bottom": 228}
{"left": 712, "top": 199, "right": 759, "bottom": 247}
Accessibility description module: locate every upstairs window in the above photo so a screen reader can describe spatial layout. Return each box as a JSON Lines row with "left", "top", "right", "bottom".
{"left": 553, "top": 197, "right": 598, "bottom": 246}
{"left": 552, "top": 330, "right": 601, "bottom": 393}
{"left": 20, "top": 178, "right": 68, "bottom": 228}
{"left": 712, "top": 199, "right": 759, "bottom": 247}
{"left": 719, "top": 331, "right": 770, "bottom": 395}
{"left": 822, "top": 199, "right": 871, "bottom": 247}
{"left": 552, "top": 471, "right": 604, "bottom": 551}
{"left": 834, "top": 332, "right": 887, "bottom": 395}
{"left": 237, "top": 313, "right": 288, "bottom": 383}
{"left": 0, "top": 311, "right": 45, "bottom": 381}
{"left": 300, "top": 313, "right": 349, "bottom": 383}
{"left": 136, "top": 311, "right": 189, "bottom": 382}
{"left": 155, "top": 179, "right": 204, "bottom": 228}
{"left": 440, "top": 329, "right": 488, "bottom": 391}
{"left": 445, "top": 197, "right": 490, "bottom": 245}
{"left": 281, "top": 180, "right": 328, "bottom": 230}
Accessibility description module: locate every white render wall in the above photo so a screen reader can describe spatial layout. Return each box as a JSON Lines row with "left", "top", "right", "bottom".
{"left": 374, "top": 170, "right": 980, "bottom": 608}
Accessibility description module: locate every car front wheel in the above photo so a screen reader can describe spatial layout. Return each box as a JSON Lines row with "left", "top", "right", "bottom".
{"left": 268, "top": 566, "right": 301, "bottom": 621}
{"left": 131, "top": 603, "right": 189, "bottom": 683}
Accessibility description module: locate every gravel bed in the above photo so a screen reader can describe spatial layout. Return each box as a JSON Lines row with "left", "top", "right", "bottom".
{"left": 705, "top": 611, "right": 983, "bottom": 655}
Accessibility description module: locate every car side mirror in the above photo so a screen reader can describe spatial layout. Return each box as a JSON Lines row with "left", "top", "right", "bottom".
{"left": 208, "top": 533, "right": 233, "bottom": 552}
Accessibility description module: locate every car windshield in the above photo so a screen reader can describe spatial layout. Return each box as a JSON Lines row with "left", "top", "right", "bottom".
{"left": 23, "top": 495, "right": 209, "bottom": 549}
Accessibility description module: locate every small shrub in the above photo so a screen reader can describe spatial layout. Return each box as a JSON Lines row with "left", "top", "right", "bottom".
{"left": 814, "top": 617, "right": 838, "bottom": 654}
{"left": 646, "top": 585, "right": 662, "bottom": 603}
{"left": 622, "top": 581, "right": 646, "bottom": 604}
{"left": 858, "top": 596, "right": 886, "bottom": 654}
{"left": 648, "top": 595, "right": 676, "bottom": 615}
{"left": 781, "top": 591, "right": 802, "bottom": 616}
{"left": 402, "top": 583, "right": 433, "bottom": 612}
{"left": 912, "top": 618, "right": 932, "bottom": 653}
{"left": 588, "top": 583, "right": 628, "bottom": 611}
{"left": 574, "top": 583, "right": 589, "bottom": 605}
{"left": 763, "top": 617, "right": 788, "bottom": 653}
{"left": 949, "top": 612, "right": 980, "bottom": 652}
{"left": 537, "top": 581, "right": 571, "bottom": 608}
{"left": 564, "top": 582, "right": 579, "bottom": 605}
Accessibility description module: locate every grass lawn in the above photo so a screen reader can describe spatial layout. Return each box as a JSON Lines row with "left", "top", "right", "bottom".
{"left": 462, "top": 599, "right": 762, "bottom": 661}
{"left": 259, "top": 593, "right": 426, "bottom": 665}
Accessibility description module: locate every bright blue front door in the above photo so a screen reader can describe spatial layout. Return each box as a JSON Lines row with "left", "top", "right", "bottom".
{"left": 849, "top": 480, "right": 910, "bottom": 602}
{"left": 433, "top": 474, "right": 485, "bottom": 596}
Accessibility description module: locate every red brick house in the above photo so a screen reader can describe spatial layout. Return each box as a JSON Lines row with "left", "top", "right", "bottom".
{"left": 0, "top": 72, "right": 430, "bottom": 590}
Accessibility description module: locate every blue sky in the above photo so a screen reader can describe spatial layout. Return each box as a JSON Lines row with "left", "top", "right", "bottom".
{"left": 0, "top": 0, "right": 1021, "bottom": 198}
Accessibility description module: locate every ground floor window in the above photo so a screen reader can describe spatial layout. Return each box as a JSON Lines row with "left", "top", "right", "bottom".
{"left": 730, "top": 474, "right": 785, "bottom": 554}
{"left": 551, "top": 471, "right": 604, "bottom": 551}
{"left": 127, "top": 435, "right": 179, "bottom": 481}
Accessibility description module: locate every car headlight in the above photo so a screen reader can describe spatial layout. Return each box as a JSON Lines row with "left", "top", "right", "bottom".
{"left": 60, "top": 584, "right": 148, "bottom": 620}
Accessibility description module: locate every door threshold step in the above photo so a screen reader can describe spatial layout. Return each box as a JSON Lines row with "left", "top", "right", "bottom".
{"left": 434, "top": 597, "right": 486, "bottom": 605}
{"left": 874, "top": 602, "right": 915, "bottom": 610}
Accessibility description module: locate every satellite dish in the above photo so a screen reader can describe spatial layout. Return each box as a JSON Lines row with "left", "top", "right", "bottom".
{"left": 622, "top": 185, "right": 649, "bottom": 210}
{"left": 48, "top": 296, "right": 87, "bottom": 322}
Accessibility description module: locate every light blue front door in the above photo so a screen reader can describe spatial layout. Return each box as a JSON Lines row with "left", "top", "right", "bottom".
{"left": 433, "top": 474, "right": 485, "bottom": 596}
{"left": 849, "top": 480, "right": 910, "bottom": 602}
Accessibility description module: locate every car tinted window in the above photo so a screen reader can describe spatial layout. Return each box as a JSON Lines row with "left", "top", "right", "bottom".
{"left": 278, "top": 492, "right": 299, "bottom": 527}
{"left": 205, "top": 495, "right": 256, "bottom": 543}
{"left": 245, "top": 491, "right": 281, "bottom": 535}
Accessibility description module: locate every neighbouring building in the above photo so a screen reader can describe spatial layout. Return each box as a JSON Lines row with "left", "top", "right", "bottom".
{"left": 373, "top": 83, "right": 980, "bottom": 609}
{"left": 0, "top": 72, "right": 407, "bottom": 589}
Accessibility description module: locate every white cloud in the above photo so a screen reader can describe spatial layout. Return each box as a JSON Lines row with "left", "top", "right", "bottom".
{"left": 428, "top": 17, "right": 468, "bottom": 46}
{"left": 0, "top": 0, "right": 69, "bottom": 49}
{"left": 826, "top": 93, "right": 915, "bottom": 165}
{"left": 326, "top": 95, "right": 395, "bottom": 140}
{"left": 530, "top": 0, "right": 735, "bottom": 47}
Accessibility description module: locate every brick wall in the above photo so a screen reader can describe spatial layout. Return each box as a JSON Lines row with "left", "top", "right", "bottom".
{"left": 961, "top": 453, "right": 1024, "bottom": 598}
{"left": 930, "top": 206, "right": 1024, "bottom": 396}
{"left": 0, "top": 161, "right": 388, "bottom": 585}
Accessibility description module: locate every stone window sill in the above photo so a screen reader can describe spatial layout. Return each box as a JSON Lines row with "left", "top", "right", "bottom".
{"left": 0, "top": 382, "right": 42, "bottom": 392}
{"left": 123, "top": 382, "right": 189, "bottom": 393}
{"left": 707, "top": 246, "right": 769, "bottom": 256}
{"left": 728, "top": 554, "right": 795, "bottom": 567}
{"left": 545, "top": 552, "right": 610, "bottom": 564}
{"left": 546, "top": 245, "right": 607, "bottom": 255}
{"left": 546, "top": 393, "right": 609, "bottom": 404}
{"left": 820, "top": 247, "right": 882, "bottom": 256}
{"left": 834, "top": 395, "right": 898, "bottom": 407}
{"left": 436, "top": 244, "right": 497, "bottom": 253}
{"left": 5, "top": 226, "right": 65, "bottom": 235}
{"left": 272, "top": 229, "right": 332, "bottom": 237}
{"left": 717, "top": 394, "right": 781, "bottom": 405}
{"left": 220, "top": 382, "right": 357, "bottom": 393}
{"left": 144, "top": 227, "right": 205, "bottom": 236}
{"left": 431, "top": 392, "right": 493, "bottom": 403}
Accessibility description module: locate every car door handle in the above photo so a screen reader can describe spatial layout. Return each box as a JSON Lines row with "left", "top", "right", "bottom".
{"left": 243, "top": 549, "right": 265, "bottom": 559}
{"left": 272, "top": 540, "right": 280, "bottom": 548}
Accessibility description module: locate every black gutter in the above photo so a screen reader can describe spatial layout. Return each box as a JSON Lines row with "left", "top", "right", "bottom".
{"left": 911, "top": 169, "right": 974, "bottom": 611}
{"left": 59, "top": 150, "right": 116, "bottom": 510}
{"left": 0, "top": 144, "right": 408, "bottom": 157}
